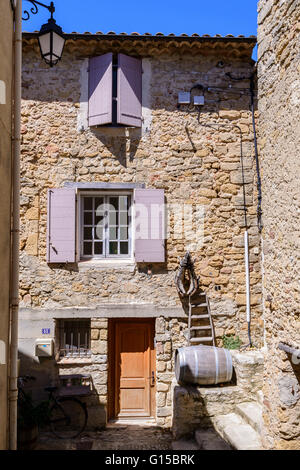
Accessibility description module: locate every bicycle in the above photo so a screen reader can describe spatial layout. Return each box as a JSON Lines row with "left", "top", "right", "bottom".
{"left": 18, "top": 376, "right": 88, "bottom": 439}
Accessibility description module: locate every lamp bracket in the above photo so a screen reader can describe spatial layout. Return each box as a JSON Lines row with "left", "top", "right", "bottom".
{"left": 22, "top": 0, "right": 55, "bottom": 21}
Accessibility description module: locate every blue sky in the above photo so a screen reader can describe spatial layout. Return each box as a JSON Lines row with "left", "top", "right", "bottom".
{"left": 22, "top": 0, "right": 258, "bottom": 57}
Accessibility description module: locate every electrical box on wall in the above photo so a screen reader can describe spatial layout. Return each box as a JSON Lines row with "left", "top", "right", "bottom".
{"left": 194, "top": 95, "right": 205, "bottom": 106}
{"left": 178, "top": 92, "right": 190, "bottom": 104}
{"left": 35, "top": 338, "right": 54, "bottom": 357}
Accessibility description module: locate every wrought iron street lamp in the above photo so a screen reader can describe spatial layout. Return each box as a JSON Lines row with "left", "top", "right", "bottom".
{"left": 23, "top": 1, "right": 65, "bottom": 67}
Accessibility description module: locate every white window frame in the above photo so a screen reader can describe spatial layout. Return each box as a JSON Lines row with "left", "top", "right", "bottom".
{"left": 78, "top": 190, "right": 132, "bottom": 260}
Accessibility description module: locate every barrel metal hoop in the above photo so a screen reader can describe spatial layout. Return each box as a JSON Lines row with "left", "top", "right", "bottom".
{"left": 225, "top": 349, "right": 233, "bottom": 382}
{"left": 213, "top": 346, "right": 219, "bottom": 384}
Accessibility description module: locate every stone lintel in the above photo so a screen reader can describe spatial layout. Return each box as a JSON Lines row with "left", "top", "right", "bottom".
{"left": 19, "top": 304, "right": 186, "bottom": 320}
{"left": 64, "top": 182, "right": 146, "bottom": 190}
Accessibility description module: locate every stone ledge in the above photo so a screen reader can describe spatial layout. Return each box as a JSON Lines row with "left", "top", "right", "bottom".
{"left": 19, "top": 305, "right": 186, "bottom": 319}
{"left": 230, "top": 349, "right": 265, "bottom": 365}
{"left": 77, "top": 259, "right": 136, "bottom": 273}
{"left": 64, "top": 182, "right": 145, "bottom": 190}
{"left": 56, "top": 357, "right": 93, "bottom": 365}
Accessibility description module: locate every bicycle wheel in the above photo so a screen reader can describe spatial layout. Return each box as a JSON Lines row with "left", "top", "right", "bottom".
{"left": 49, "top": 397, "right": 88, "bottom": 439}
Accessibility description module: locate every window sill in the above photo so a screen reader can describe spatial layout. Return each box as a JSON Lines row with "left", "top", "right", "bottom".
{"left": 78, "top": 258, "right": 136, "bottom": 272}
{"left": 56, "top": 357, "right": 93, "bottom": 365}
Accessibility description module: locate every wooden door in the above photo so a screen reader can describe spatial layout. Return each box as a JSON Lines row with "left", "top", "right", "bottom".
{"left": 109, "top": 319, "right": 155, "bottom": 419}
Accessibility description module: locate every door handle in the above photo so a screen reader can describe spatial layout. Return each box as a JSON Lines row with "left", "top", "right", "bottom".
{"left": 150, "top": 371, "right": 155, "bottom": 387}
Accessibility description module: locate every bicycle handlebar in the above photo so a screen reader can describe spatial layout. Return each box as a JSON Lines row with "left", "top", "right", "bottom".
{"left": 18, "top": 375, "right": 36, "bottom": 383}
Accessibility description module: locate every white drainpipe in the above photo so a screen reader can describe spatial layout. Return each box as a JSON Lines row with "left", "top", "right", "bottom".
{"left": 244, "top": 230, "right": 251, "bottom": 338}
{"left": 9, "top": 0, "right": 22, "bottom": 450}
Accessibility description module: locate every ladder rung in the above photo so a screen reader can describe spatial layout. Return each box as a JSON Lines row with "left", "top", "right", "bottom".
{"left": 191, "top": 314, "right": 210, "bottom": 319}
{"left": 191, "top": 303, "right": 208, "bottom": 307}
{"left": 190, "top": 326, "right": 211, "bottom": 331}
{"left": 190, "top": 337, "right": 213, "bottom": 343}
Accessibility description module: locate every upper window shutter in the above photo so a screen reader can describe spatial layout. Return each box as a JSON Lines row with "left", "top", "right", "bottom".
{"left": 88, "top": 53, "right": 113, "bottom": 126}
{"left": 117, "top": 53, "right": 142, "bottom": 127}
{"left": 134, "top": 189, "right": 165, "bottom": 262}
{"left": 47, "top": 188, "right": 76, "bottom": 263}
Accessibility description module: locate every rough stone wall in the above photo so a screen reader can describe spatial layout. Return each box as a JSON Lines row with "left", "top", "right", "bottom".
{"left": 258, "top": 0, "right": 300, "bottom": 449}
{"left": 20, "top": 40, "right": 263, "bottom": 346}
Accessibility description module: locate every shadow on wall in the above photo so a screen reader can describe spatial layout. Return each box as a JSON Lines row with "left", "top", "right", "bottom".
{"left": 90, "top": 127, "right": 141, "bottom": 166}
{"left": 18, "top": 350, "right": 106, "bottom": 431}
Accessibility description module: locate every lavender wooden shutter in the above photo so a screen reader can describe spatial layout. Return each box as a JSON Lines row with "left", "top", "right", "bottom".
{"left": 47, "top": 188, "right": 76, "bottom": 263}
{"left": 88, "top": 53, "right": 113, "bottom": 126}
{"left": 134, "top": 189, "right": 165, "bottom": 262}
{"left": 117, "top": 53, "right": 142, "bottom": 127}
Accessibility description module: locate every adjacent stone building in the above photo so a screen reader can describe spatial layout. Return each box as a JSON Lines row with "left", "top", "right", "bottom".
{"left": 257, "top": 0, "right": 300, "bottom": 450}
{"left": 19, "top": 31, "right": 262, "bottom": 428}
{"left": 0, "top": 0, "right": 17, "bottom": 451}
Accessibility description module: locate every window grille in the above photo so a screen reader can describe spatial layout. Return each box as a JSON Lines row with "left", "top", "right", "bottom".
{"left": 58, "top": 319, "right": 91, "bottom": 357}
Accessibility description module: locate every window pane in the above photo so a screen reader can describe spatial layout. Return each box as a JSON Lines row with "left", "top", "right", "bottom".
{"left": 109, "top": 227, "right": 117, "bottom": 240}
{"left": 119, "top": 196, "right": 128, "bottom": 211}
{"left": 95, "top": 214, "right": 104, "bottom": 226}
{"left": 120, "top": 242, "right": 129, "bottom": 255}
{"left": 94, "top": 242, "right": 103, "bottom": 255}
{"left": 109, "top": 242, "right": 118, "bottom": 255}
{"left": 109, "top": 211, "right": 118, "bottom": 225}
{"left": 83, "top": 242, "right": 92, "bottom": 255}
{"left": 84, "top": 212, "right": 93, "bottom": 225}
{"left": 120, "top": 227, "right": 128, "bottom": 240}
{"left": 95, "top": 197, "right": 104, "bottom": 214}
{"left": 120, "top": 211, "right": 128, "bottom": 225}
{"left": 84, "top": 198, "right": 93, "bottom": 210}
{"left": 109, "top": 197, "right": 119, "bottom": 211}
{"left": 95, "top": 224, "right": 103, "bottom": 240}
{"left": 84, "top": 227, "right": 93, "bottom": 240}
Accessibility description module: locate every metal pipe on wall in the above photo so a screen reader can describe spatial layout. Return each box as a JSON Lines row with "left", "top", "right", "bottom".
{"left": 244, "top": 230, "right": 252, "bottom": 346}
{"left": 9, "top": 0, "right": 22, "bottom": 450}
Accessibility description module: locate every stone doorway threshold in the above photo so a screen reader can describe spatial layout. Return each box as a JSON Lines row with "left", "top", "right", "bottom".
{"left": 107, "top": 417, "right": 156, "bottom": 427}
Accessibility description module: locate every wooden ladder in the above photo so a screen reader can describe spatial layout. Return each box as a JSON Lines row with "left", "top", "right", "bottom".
{"left": 187, "top": 292, "right": 215, "bottom": 346}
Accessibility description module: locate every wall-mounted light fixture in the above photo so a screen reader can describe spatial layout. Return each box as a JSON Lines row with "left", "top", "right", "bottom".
{"left": 23, "top": 1, "right": 65, "bottom": 67}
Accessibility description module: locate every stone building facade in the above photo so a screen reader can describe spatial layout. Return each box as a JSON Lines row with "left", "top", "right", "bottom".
{"left": 257, "top": 0, "right": 300, "bottom": 450}
{"left": 20, "top": 32, "right": 262, "bottom": 428}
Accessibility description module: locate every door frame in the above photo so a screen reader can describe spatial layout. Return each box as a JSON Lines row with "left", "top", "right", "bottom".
{"left": 108, "top": 318, "right": 156, "bottom": 421}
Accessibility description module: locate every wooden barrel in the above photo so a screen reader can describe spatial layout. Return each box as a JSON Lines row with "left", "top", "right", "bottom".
{"left": 175, "top": 345, "right": 233, "bottom": 385}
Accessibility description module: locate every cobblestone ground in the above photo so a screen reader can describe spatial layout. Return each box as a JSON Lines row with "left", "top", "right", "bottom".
{"left": 36, "top": 425, "right": 173, "bottom": 450}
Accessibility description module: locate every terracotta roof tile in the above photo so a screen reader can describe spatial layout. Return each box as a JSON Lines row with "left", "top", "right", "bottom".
{"left": 23, "top": 30, "right": 257, "bottom": 41}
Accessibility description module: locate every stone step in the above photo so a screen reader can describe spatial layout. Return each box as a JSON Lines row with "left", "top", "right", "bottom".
{"left": 235, "top": 401, "right": 262, "bottom": 434}
{"left": 212, "top": 413, "right": 262, "bottom": 450}
{"left": 190, "top": 336, "right": 213, "bottom": 343}
{"left": 171, "top": 439, "right": 199, "bottom": 451}
{"left": 194, "top": 429, "right": 232, "bottom": 450}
